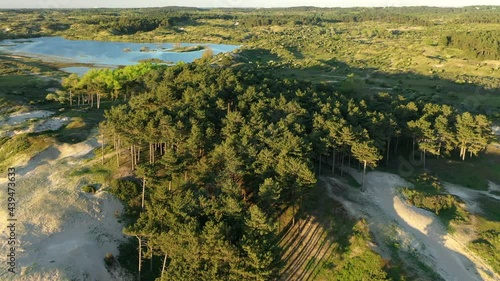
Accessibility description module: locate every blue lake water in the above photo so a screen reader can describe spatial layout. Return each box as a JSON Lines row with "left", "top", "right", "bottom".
{"left": 0, "top": 37, "right": 239, "bottom": 75}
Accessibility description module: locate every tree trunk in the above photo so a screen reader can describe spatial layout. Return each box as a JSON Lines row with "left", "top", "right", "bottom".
{"left": 131, "top": 145, "right": 134, "bottom": 171}
{"left": 412, "top": 137, "right": 415, "bottom": 161}
{"left": 137, "top": 236, "right": 142, "bottom": 281}
{"left": 394, "top": 136, "right": 399, "bottom": 155}
{"left": 142, "top": 177, "right": 146, "bottom": 210}
{"left": 386, "top": 138, "right": 391, "bottom": 166}
{"left": 77, "top": 94, "right": 80, "bottom": 107}
{"left": 340, "top": 151, "right": 345, "bottom": 177}
{"left": 161, "top": 253, "right": 168, "bottom": 278}
{"left": 318, "top": 154, "right": 322, "bottom": 175}
{"left": 97, "top": 94, "right": 100, "bottom": 109}
{"left": 137, "top": 146, "right": 141, "bottom": 165}
{"left": 423, "top": 149, "right": 426, "bottom": 169}
{"left": 150, "top": 246, "right": 153, "bottom": 272}
{"left": 69, "top": 90, "right": 73, "bottom": 107}
{"left": 116, "top": 137, "right": 120, "bottom": 167}
{"left": 332, "top": 149, "right": 336, "bottom": 175}
{"left": 101, "top": 133, "right": 104, "bottom": 165}
{"left": 169, "top": 180, "right": 172, "bottom": 191}
{"left": 362, "top": 160, "right": 367, "bottom": 191}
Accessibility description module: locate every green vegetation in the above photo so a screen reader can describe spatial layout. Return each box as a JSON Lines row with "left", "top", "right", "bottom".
{"left": 1, "top": 6, "right": 499, "bottom": 281}
{"left": 400, "top": 173, "right": 500, "bottom": 274}
{"left": 170, "top": 44, "right": 206, "bottom": 52}
{"left": 278, "top": 177, "right": 411, "bottom": 280}
{"left": 469, "top": 218, "right": 500, "bottom": 274}
{"left": 427, "top": 144, "right": 500, "bottom": 190}
{"left": 104, "top": 253, "right": 116, "bottom": 267}
{"left": 400, "top": 173, "right": 469, "bottom": 228}
{"left": 81, "top": 184, "right": 97, "bottom": 193}
{"left": 91, "top": 58, "right": 492, "bottom": 280}
{"left": 0, "top": 133, "right": 54, "bottom": 173}
{"left": 319, "top": 221, "right": 389, "bottom": 281}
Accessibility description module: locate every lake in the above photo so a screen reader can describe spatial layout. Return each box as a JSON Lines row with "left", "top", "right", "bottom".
{"left": 0, "top": 37, "right": 239, "bottom": 75}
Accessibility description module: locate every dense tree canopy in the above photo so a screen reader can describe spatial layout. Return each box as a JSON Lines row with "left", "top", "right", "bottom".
{"left": 90, "top": 59, "right": 493, "bottom": 280}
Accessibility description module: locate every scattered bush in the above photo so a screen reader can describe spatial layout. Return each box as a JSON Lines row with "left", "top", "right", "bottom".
{"left": 82, "top": 185, "right": 96, "bottom": 193}
{"left": 109, "top": 179, "right": 141, "bottom": 218}
{"left": 109, "top": 179, "right": 140, "bottom": 202}
{"left": 104, "top": 253, "right": 115, "bottom": 267}
{"left": 401, "top": 173, "right": 469, "bottom": 225}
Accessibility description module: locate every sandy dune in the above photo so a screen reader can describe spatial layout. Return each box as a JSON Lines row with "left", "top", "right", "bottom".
{"left": 0, "top": 110, "right": 70, "bottom": 137}
{"left": 321, "top": 169, "right": 498, "bottom": 281}
{"left": 0, "top": 134, "right": 131, "bottom": 281}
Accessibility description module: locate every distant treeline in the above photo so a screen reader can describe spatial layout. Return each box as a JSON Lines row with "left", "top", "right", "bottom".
{"left": 442, "top": 30, "right": 500, "bottom": 60}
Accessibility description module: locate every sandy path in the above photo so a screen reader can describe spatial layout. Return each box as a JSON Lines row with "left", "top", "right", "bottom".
{"left": 0, "top": 134, "right": 131, "bottom": 281}
{"left": 445, "top": 181, "right": 500, "bottom": 212}
{"left": 321, "top": 169, "right": 498, "bottom": 281}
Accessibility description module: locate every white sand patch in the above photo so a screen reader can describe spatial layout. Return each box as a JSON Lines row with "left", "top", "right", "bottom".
{"left": 56, "top": 138, "right": 98, "bottom": 160}
{"left": 444, "top": 182, "right": 483, "bottom": 213}
{"left": 33, "top": 117, "right": 70, "bottom": 133}
{"left": 488, "top": 181, "right": 500, "bottom": 193}
{"left": 321, "top": 169, "right": 498, "bottom": 281}
{"left": 444, "top": 181, "right": 500, "bottom": 210}
{"left": 393, "top": 196, "right": 442, "bottom": 236}
{"left": 2, "top": 116, "right": 71, "bottom": 137}
{"left": 0, "top": 134, "right": 132, "bottom": 281}
{"left": 0, "top": 110, "right": 54, "bottom": 126}
{"left": 492, "top": 126, "right": 500, "bottom": 136}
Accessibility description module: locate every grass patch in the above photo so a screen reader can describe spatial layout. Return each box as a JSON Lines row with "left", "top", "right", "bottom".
{"left": 468, "top": 217, "right": 500, "bottom": 274}
{"left": 315, "top": 220, "right": 390, "bottom": 281}
{"left": 426, "top": 144, "right": 500, "bottom": 191}
{"left": 279, "top": 179, "right": 410, "bottom": 280}
{"left": 476, "top": 195, "right": 500, "bottom": 222}
{"left": 400, "top": 173, "right": 469, "bottom": 229}
{"left": 0, "top": 75, "right": 57, "bottom": 106}
{"left": 65, "top": 117, "right": 86, "bottom": 129}
{"left": 0, "top": 133, "right": 54, "bottom": 173}
{"left": 82, "top": 184, "right": 97, "bottom": 193}
{"left": 108, "top": 178, "right": 142, "bottom": 220}
{"left": 70, "top": 164, "right": 112, "bottom": 185}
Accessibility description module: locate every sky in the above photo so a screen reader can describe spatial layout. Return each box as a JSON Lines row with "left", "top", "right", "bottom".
{"left": 1, "top": 0, "right": 499, "bottom": 9}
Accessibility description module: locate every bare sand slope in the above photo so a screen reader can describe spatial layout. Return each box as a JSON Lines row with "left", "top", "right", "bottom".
{"left": 445, "top": 181, "right": 500, "bottom": 207}
{"left": 321, "top": 169, "right": 498, "bottom": 281}
{"left": 0, "top": 135, "right": 131, "bottom": 281}
{"left": 0, "top": 110, "right": 70, "bottom": 137}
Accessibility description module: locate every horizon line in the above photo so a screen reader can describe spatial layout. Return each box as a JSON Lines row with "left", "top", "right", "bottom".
{"left": 0, "top": 5, "right": 499, "bottom": 10}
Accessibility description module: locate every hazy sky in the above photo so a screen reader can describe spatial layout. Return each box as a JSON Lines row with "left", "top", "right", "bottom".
{"left": 1, "top": 0, "right": 499, "bottom": 9}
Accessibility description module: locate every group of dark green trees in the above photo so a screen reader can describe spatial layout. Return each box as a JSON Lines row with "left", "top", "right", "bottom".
{"left": 57, "top": 59, "right": 493, "bottom": 280}
{"left": 441, "top": 30, "right": 500, "bottom": 60}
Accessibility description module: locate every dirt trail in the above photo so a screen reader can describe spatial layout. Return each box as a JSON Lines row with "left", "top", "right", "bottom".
{"left": 320, "top": 169, "right": 498, "bottom": 281}
{"left": 0, "top": 133, "right": 131, "bottom": 281}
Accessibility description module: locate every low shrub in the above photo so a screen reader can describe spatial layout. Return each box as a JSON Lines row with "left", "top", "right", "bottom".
{"left": 82, "top": 185, "right": 96, "bottom": 193}
{"left": 401, "top": 173, "right": 469, "bottom": 225}
{"left": 104, "top": 253, "right": 115, "bottom": 267}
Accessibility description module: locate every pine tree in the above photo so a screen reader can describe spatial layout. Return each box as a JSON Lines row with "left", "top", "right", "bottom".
{"left": 351, "top": 141, "right": 382, "bottom": 191}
